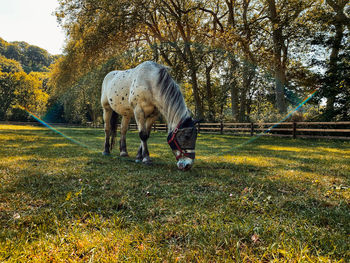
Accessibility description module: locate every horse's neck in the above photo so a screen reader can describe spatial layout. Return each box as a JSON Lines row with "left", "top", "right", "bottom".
{"left": 150, "top": 64, "right": 189, "bottom": 132}
{"left": 166, "top": 108, "right": 189, "bottom": 132}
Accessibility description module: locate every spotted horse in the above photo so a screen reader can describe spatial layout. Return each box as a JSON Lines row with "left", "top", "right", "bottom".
{"left": 101, "top": 61, "right": 199, "bottom": 171}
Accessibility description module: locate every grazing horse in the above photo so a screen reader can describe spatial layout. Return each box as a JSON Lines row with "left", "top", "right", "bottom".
{"left": 101, "top": 61, "right": 198, "bottom": 171}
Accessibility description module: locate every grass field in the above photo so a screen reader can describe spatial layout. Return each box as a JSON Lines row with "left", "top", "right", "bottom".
{"left": 0, "top": 124, "right": 349, "bottom": 262}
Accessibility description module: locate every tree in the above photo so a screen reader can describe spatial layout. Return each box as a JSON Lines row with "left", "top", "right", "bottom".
{"left": 0, "top": 56, "right": 49, "bottom": 120}
{"left": 264, "top": 0, "right": 317, "bottom": 113}
{"left": 0, "top": 56, "right": 23, "bottom": 73}
{"left": 0, "top": 38, "right": 56, "bottom": 73}
{"left": 54, "top": 0, "right": 207, "bottom": 119}
{"left": 52, "top": 0, "right": 349, "bottom": 124}
{"left": 0, "top": 72, "right": 15, "bottom": 120}
{"left": 320, "top": 0, "right": 349, "bottom": 120}
{"left": 0, "top": 56, "right": 23, "bottom": 119}
{"left": 10, "top": 72, "right": 49, "bottom": 120}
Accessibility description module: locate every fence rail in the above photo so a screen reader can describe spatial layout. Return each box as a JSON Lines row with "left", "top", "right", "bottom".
{"left": 2, "top": 121, "right": 350, "bottom": 140}
{"left": 140, "top": 121, "right": 350, "bottom": 140}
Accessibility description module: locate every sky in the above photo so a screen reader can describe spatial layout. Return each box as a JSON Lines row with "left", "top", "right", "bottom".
{"left": 0, "top": 0, "right": 66, "bottom": 55}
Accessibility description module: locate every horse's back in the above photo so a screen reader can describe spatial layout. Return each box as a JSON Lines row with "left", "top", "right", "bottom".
{"left": 135, "top": 60, "right": 162, "bottom": 73}
{"left": 101, "top": 61, "right": 164, "bottom": 116}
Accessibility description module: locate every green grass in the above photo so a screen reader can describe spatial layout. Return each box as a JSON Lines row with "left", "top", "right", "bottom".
{"left": 0, "top": 124, "right": 349, "bottom": 262}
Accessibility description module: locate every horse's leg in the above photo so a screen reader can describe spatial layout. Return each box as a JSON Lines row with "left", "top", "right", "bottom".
{"left": 135, "top": 122, "right": 151, "bottom": 163}
{"left": 135, "top": 142, "right": 143, "bottom": 163}
{"left": 134, "top": 106, "right": 152, "bottom": 164}
{"left": 135, "top": 109, "right": 159, "bottom": 164}
{"left": 110, "top": 111, "right": 118, "bottom": 152}
{"left": 119, "top": 115, "right": 131, "bottom": 157}
{"left": 102, "top": 107, "right": 113, "bottom": 155}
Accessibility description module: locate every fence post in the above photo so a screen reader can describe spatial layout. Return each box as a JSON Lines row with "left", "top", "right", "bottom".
{"left": 250, "top": 122, "right": 254, "bottom": 136}
{"left": 293, "top": 122, "right": 297, "bottom": 139}
{"left": 153, "top": 123, "right": 156, "bottom": 132}
{"left": 220, "top": 121, "right": 224, "bottom": 135}
{"left": 198, "top": 123, "right": 201, "bottom": 134}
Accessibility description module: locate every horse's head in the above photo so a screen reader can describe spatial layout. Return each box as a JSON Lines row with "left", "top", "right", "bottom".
{"left": 167, "top": 117, "right": 199, "bottom": 171}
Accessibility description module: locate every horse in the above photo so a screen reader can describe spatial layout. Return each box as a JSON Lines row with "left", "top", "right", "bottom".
{"left": 101, "top": 61, "right": 198, "bottom": 171}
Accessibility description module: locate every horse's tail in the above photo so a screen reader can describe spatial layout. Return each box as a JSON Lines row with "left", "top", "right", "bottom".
{"left": 110, "top": 111, "right": 118, "bottom": 150}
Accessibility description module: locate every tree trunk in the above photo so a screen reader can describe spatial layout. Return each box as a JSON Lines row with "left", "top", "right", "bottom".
{"left": 267, "top": 0, "right": 287, "bottom": 113}
{"left": 205, "top": 63, "right": 215, "bottom": 121}
{"left": 275, "top": 61, "right": 287, "bottom": 113}
{"left": 230, "top": 81, "right": 239, "bottom": 122}
{"left": 324, "top": 7, "right": 344, "bottom": 117}
{"left": 185, "top": 41, "right": 203, "bottom": 120}
{"left": 239, "top": 89, "right": 247, "bottom": 122}
{"left": 189, "top": 66, "right": 203, "bottom": 120}
{"left": 239, "top": 62, "right": 255, "bottom": 122}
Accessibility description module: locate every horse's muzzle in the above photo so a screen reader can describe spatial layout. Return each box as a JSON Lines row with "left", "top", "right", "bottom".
{"left": 177, "top": 157, "right": 194, "bottom": 171}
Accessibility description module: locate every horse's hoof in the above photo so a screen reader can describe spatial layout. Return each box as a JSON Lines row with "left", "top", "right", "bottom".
{"left": 102, "top": 152, "right": 110, "bottom": 156}
{"left": 120, "top": 152, "right": 129, "bottom": 157}
{"left": 142, "top": 158, "right": 152, "bottom": 165}
{"left": 135, "top": 159, "right": 142, "bottom": 163}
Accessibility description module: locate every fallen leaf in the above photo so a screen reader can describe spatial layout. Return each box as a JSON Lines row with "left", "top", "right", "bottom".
{"left": 251, "top": 234, "right": 260, "bottom": 243}
{"left": 13, "top": 213, "right": 20, "bottom": 220}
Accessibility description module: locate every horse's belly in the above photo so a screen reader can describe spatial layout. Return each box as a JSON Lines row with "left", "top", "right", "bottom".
{"left": 114, "top": 104, "right": 133, "bottom": 116}
{"left": 108, "top": 98, "right": 133, "bottom": 117}
{"left": 107, "top": 89, "right": 133, "bottom": 117}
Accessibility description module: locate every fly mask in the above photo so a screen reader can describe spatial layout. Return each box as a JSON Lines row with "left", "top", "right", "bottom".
{"left": 167, "top": 117, "right": 198, "bottom": 160}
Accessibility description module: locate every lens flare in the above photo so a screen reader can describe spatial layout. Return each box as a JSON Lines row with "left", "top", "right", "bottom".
{"left": 23, "top": 107, "right": 97, "bottom": 152}
{"left": 23, "top": 86, "right": 318, "bottom": 157}
{"left": 234, "top": 89, "right": 318, "bottom": 149}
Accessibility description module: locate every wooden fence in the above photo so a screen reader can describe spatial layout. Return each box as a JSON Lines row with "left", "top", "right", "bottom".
{"left": 2, "top": 121, "right": 350, "bottom": 140}
{"left": 125, "top": 121, "right": 350, "bottom": 140}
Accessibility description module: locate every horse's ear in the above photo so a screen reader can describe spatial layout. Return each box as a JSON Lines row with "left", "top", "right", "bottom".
{"left": 193, "top": 118, "right": 204, "bottom": 124}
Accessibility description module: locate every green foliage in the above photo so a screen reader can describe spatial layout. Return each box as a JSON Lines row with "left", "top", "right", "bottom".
{"left": 49, "top": 47, "right": 154, "bottom": 124}
{"left": 42, "top": 102, "right": 65, "bottom": 123}
{"left": 0, "top": 124, "right": 349, "bottom": 261}
{"left": 51, "top": 0, "right": 348, "bottom": 124}
{"left": 0, "top": 72, "right": 16, "bottom": 119}
{"left": 9, "top": 72, "right": 49, "bottom": 120}
{"left": 0, "top": 68, "right": 49, "bottom": 121}
{"left": 306, "top": 1, "right": 350, "bottom": 120}
{"left": 0, "top": 38, "right": 54, "bottom": 121}
{"left": 0, "top": 37, "right": 57, "bottom": 73}
{"left": 0, "top": 56, "right": 23, "bottom": 73}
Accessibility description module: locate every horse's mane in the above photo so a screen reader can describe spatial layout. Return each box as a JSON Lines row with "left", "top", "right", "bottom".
{"left": 157, "top": 67, "right": 189, "bottom": 128}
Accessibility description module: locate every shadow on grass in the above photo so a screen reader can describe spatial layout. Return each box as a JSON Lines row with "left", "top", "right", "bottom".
{"left": 1, "top": 126, "right": 349, "bottom": 260}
